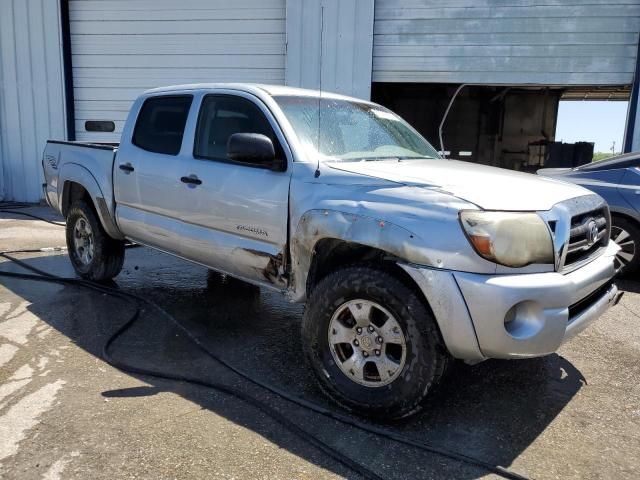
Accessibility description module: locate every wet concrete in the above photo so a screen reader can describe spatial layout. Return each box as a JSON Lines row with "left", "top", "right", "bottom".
{"left": 0, "top": 208, "right": 639, "bottom": 479}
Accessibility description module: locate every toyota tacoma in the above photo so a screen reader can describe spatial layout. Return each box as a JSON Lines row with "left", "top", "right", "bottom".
{"left": 42, "top": 84, "right": 620, "bottom": 418}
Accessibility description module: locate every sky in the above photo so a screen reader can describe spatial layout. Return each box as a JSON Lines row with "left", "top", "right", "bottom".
{"left": 555, "top": 101, "right": 629, "bottom": 154}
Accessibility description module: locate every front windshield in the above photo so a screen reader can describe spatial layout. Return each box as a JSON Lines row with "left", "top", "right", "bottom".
{"left": 274, "top": 95, "right": 440, "bottom": 162}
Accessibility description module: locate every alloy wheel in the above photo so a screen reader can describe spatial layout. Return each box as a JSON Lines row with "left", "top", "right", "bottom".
{"left": 73, "top": 215, "right": 95, "bottom": 265}
{"left": 611, "top": 225, "right": 636, "bottom": 271}
{"left": 327, "top": 299, "right": 407, "bottom": 387}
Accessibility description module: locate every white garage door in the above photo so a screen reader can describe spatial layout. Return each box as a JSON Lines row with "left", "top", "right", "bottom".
{"left": 69, "top": 0, "right": 286, "bottom": 142}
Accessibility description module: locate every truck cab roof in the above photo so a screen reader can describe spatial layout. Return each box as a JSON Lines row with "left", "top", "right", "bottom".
{"left": 142, "top": 83, "right": 371, "bottom": 104}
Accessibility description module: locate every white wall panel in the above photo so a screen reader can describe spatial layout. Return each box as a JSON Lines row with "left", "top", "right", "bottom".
{"left": 373, "top": 0, "right": 640, "bottom": 85}
{"left": 0, "top": 0, "right": 67, "bottom": 202}
{"left": 286, "top": 0, "right": 374, "bottom": 100}
{"left": 69, "top": 0, "right": 286, "bottom": 141}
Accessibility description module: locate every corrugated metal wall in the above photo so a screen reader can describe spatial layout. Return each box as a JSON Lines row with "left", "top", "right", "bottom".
{"left": 0, "top": 0, "right": 67, "bottom": 202}
{"left": 69, "top": 0, "right": 287, "bottom": 142}
{"left": 373, "top": 0, "right": 640, "bottom": 85}
{"left": 286, "top": 0, "right": 374, "bottom": 100}
{"left": 3, "top": 0, "right": 640, "bottom": 201}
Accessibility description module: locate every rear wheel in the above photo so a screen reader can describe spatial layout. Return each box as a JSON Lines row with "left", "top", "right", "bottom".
{"left": 611, "top": 216, "right": 640, "bottom": 276}
{"left": 302, "top": 265, "right": 448, "bottom": 419}
{"left": 66, "top": 200, "right": 125, "bottom": 281}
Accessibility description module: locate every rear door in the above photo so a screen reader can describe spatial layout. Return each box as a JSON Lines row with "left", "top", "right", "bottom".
{"left": 114, "top": 95, "right": 193, "bottom": 253}
{"left": 173, "top": 92, "right": 292, "bottom": 285}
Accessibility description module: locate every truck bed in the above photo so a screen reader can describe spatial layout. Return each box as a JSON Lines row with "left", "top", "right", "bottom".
{"left": 42, "top": 139, "right": 119, "bottom": 215}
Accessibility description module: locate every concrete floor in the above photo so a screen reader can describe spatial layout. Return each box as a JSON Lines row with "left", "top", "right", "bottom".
{"left": 0, "top": 208, "right": 639, "bottom": 480}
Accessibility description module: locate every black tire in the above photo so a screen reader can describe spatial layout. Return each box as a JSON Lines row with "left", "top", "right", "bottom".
{"left": 611, "top": 216, "right": 640, "bottom": 277}
{"left": 302, "top": 265, "right": 448, "bottom": 419}
{"left": 65, "top": 200, "right": 125, "bottom": 281}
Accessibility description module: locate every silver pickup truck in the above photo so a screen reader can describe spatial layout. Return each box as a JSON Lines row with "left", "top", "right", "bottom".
{"left": 43, "top": 84, "right": 620, "bottom": 418}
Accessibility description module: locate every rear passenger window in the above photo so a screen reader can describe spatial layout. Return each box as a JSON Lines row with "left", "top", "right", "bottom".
{"left": 194, "top": 95, "right": 282, "bottom": 162}
{"left": 133, "top": 96, "right": 192, "bottom": 155}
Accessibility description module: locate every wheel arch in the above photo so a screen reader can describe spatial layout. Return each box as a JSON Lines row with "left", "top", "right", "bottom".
{"left": 610, "top": 209, "right": 640, "bottom": 229}
{"left": 289, "top": 209, "right": 429, "bottom": 302}
{"left": 59, "top": 164, "right": 124, "bottom": 240}
{"left": 305, "top": 239, "right": 418, "bottom": 296}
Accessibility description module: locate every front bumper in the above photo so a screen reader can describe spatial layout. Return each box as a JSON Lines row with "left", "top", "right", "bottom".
{"left": 401, "top": 241, "right": 620, "bottom": 361}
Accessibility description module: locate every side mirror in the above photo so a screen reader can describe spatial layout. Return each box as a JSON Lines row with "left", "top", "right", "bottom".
{"left": 227, "top": 133, "right": 285, "bottom": 171}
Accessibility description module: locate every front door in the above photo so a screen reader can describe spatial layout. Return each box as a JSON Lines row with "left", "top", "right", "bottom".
{"left": 173, "top": 93, "right": 292, "bottom": 286}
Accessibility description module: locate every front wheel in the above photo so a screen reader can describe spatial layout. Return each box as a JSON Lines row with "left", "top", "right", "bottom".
{"left": 65, "top": 200, "right": 125, "bottom": 281}
{"left": 302, "top": 266, "right": 448, "bottom": 419}
{"left": 611, "top": 216, "right": 640, "bottom": 276}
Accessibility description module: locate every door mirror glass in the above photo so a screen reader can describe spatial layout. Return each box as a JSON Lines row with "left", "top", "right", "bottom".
{"left": 227, "top": 133, "right": 283, "bottom": 171}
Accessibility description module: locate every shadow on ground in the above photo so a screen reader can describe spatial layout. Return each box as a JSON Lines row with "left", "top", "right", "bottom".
{"left": 0, "top": 248, "right": 593, "bottom": 479}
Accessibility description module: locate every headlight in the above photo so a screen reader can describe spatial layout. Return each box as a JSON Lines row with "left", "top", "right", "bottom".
{"left": 459, "top": 211, "right": 554, "bottom": 267}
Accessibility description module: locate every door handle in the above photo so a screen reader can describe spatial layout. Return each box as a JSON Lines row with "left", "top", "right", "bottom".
{"left": 181, "top": 175, "right": 202, "bottom": 186}
{"left": 119, "top": 163, "right": 134, "bottom": 173}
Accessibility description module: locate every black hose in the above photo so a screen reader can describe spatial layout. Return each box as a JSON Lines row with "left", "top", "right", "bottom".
{"left": 0, "top": 209, "right": 66, "bottom": 226}
{"left": 0, "top": 201, "right": 33, "bottom": 209}
{"left": 0, "top": 247, "right": 67, "bottom": 254}
{"left": 0, "top": 259, "right": 384, "bottom": 480}
{"left": 0, "top": 210, "right": 531, "bottom": 480}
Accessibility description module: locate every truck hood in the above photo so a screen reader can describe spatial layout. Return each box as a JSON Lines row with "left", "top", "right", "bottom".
{"left": 327, "top": 159, "right": 591, "bottom": 211}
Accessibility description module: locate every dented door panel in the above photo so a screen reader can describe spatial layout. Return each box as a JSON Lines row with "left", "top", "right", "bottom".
{"left": 175, "top": 91, "right": 292, "bottom": 285}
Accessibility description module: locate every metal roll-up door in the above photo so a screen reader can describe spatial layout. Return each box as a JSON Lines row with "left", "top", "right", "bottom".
{"left": 69, "top": 0, "right": 286, "bottom": 141}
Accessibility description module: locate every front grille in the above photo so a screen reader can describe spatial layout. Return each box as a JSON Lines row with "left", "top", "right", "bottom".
{"left": 563, "top": 207, "right": 609, "bottom": 269}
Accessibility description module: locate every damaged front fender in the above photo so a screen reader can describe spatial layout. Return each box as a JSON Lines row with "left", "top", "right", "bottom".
{"left": 288, "top": 209, "right": 433, "bottom": 301}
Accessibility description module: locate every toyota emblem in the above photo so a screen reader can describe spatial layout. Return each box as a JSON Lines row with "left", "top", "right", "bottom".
{"left": 586, "top": 220, "right": 599, "bottom": 246}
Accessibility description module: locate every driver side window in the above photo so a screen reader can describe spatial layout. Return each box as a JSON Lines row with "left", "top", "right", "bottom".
{"left": 194, "top": 95, "right": 282, "bottom": 162}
